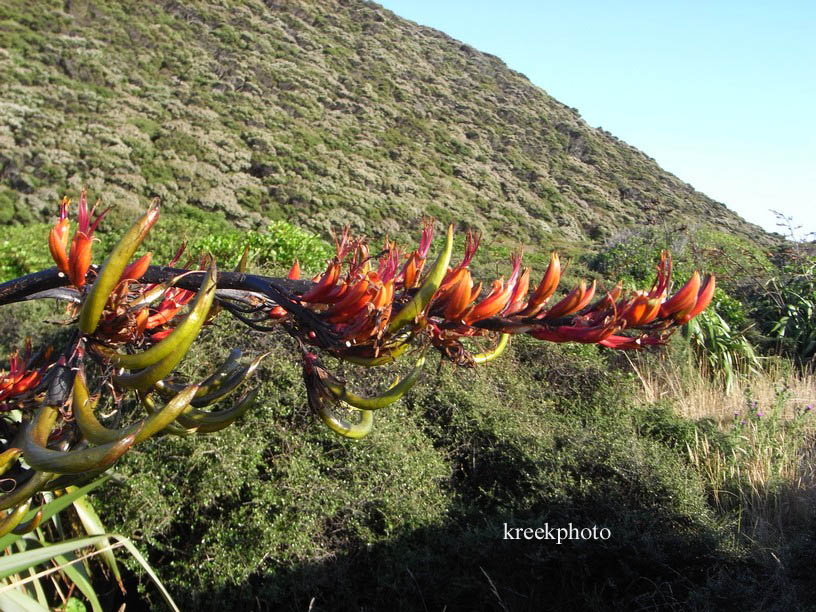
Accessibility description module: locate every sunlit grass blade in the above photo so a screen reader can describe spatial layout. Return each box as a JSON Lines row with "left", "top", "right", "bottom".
{"left": 0, "top": 586, "right": 49, "bottom": 611}
{"left": 0, "top": 533, "right": 179, "bottom": 611}
{"left": 69, "top": 492, "right": 123, "bottom": 593}
{"left": 53, "top": 552, "right": 102, "bottom": 612}
{"left": 0, "top": 476, "right": 110, "bottom": 551}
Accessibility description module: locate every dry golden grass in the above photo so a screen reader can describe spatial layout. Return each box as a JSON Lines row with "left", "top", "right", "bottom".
{"left": 629, "top": 353, "right": 816, "bottom": 545}
{"left": 627, "top": 354, "right": 816, "bottom": 423}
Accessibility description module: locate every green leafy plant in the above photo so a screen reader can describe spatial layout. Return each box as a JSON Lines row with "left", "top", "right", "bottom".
{"left": 684, "top": 308, "right": 761, "bottom": 391}
{"left": 190, "top": 221, "right": 333, "bottom": 274}
{"left": 0, "top": 477, "right": 177, "bottom": 611}
{"left": 764, "top": 260, "right": 816, "bottom": 364}
{"left": 749, "top": 213, "right": 816, "bottom": 366}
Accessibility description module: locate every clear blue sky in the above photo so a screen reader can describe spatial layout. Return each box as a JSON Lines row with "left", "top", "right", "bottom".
{"left": 377, "top": 0, "right": 816, "bottom": 237}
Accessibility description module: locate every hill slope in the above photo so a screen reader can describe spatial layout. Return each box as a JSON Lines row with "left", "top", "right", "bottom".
{"left": 0, "top": 0, "right": 769, "bottom": 251}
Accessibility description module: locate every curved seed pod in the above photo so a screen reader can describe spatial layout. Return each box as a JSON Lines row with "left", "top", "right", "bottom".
{"left": 472, "top": 333, "right": 510, "bottom": 364}
{"left": 27, "top": 404, "right": 59, "bottom": 445}
{"left": 341, "top": 341, "right": 411, "bottom": 367}
{"left": 79, "top": 201, "right": 160, "bottom": 334}
{"left": 22, "top": 406, "right": 137, "bottom": 475}
{"left": 139, "top": 392, "right": 194, "bottom": 438}
{"left": 133, "top": 383, "right": 200, "bottom": 443}
{"left": 0, "top": 448, "right": 22, "bottom": 476}
{"left": 187, "top": 364, "right": 249, "bottom": 408}
{"left": 0, "top": 500, "right": 31, "bottom": 538}
{"left": 114, "top": 262, "right": 217, "bottom": 392}
{"left": 155, "top": 349, "right": 243, "bottom": 398}
{"left": 102, "top": 261, "right": 218, "bottom": 370}
{"left": 325, "top": 354, "right": 425, "bottom": 410}
{"left": 196, "top": 349, "right": 243, "bottom": 395}
{"left": 190, "top": 352, "right": 267, "bottom": 408}
{"left": 139, "top": 391, "right": 160, "bottom": 414}
{"left": 318, "top": 404, "right": 374, "bottom": 440}
{"left": 236, "top": 245, "right": 250, "bottom": 273}
{"left": 0, "top": 470, "right": 53, "bottom": 511}
{"left": 11, "top": 504, "right": 43, "bottom": 535}
{"left": 176, "top": 388, "right": 258, "bottom": 433}
{"left": 43, "top": 468, "right": 107, "bottom": 491}
{"left": 157, "top": 421, "right": 200, "bottom": 437}
{"left": 387, "top": 224, "right": 454, "bottom": 334}
{"left": 73, "top": 369, "right": 144, "bottom": 445}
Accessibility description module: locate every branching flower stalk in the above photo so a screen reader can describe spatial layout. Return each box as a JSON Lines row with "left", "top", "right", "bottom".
{"left": 0, "top": 195, "right": 716, "bottom": 517}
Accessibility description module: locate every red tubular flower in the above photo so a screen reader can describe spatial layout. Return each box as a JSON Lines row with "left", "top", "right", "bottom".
{"left": 377, "top": 247, "right": 401, "bottom": 284}
{"left": 463, "top": 279, "right": 504, "bottom": 324}
{"left": 288, "top": 260, "right": 301, "bottom": 280}
{"left": 145, "top": 287, "right": 195, "bottom": 330}
{"left": 518, "top": 252, "right": 561, "bottom": 317}
{"left": 441, "top": 269, "right": 474, "bottom": 321}
{"left": 675, "top": 274, "right": 716, "bottom": 324}
{"left": 0, "top": 346, "right": 45, "bottom": 405}
{"left": 66, "top": 190, "right": 110, "bottom": 288}
{"left": 371, "top": 279, "right": 394, "bottom": 310}
{"left": 502, "top": 266, "right": 530, "bottom": 316}
{"left": 620, "top": 293, "right": 649, "bottom": 328}
{"left": 324, "top": 277, "right": 374, "bottom": 323}
{"left": 400, "top": 220, "right": 434, "bottom": 289}
{"left": 648, "top": 251, "right": 672, "bottom": 300}
{"left": 591, "top": 282, "right": 623, "bottom": 313}
{"left": 463, "top": 253, "right": 523, "bottom": 324}
{"left": 439, "top": 229, "right": 481, "bottom": 292}
{"left": 120, "top": 253, "right": 152, "bottom": 282}
{"left": 539, "top": 280, "right": 597, "bottom": 320}
{"left": 531, "top": 322, "right": 618, "bottom": 344}
{"left": 599, "top": 335, "right": 665, "bottom": 350}
{"left": 658, "top": 271, "right": 700, "bottom": 319}
{"left": 302, "top": 261, "right": 342, "bottom": 303}
{"left": 48, "top": 196, "right": 72, "bottom": 276}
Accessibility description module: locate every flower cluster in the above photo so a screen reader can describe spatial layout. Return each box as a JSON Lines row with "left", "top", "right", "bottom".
{"left": 0, "top": 196, "right": 718, "bottom": 523}
{"left": 261, "top": 223, "right": 715, "bottom": 366}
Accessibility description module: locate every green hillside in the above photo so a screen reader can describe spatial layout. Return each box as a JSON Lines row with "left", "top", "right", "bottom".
{"left": 1, "top": 0, "right": 771, "bottom": 251}
{"left": 2, "top": 2, "right": 814, "bottom": 612}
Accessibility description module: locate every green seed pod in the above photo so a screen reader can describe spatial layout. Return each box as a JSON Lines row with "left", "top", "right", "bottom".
{"left": 0, "top": 447, "right": 22, "bottom": 476}
{"left": 114, "top": 261, "right": 217, "bottom": 392}
{"left": 472, "top": 333, "right": 510, "bottom": 363}
{"left": 325, "top": 354, "right": 425, "bottom": 410}
{"left": 11, "top": 504, "right": 43, "bottom": 535}
{"left": 73, "top": 368, "right": 143, "bottom": 445}
{"left": 176, "top": 388, "right": 258, "bottom": 433}
{"left": 387, "top": 224, "right": 454, "bottom": 334}
{"left": 341, "top": 340, "right": 411, "bottom": 367}
{"left": 190, "top": 352, "right": 267, "bottom": 408}
{"left": 79, "top": 201, "right": 160, "bottom": 335}
{"left": 0, "top": 500, "right": 31, "bottom": 538}
{"left": 133, "top": 383, "right": 200, "bottom": 443}
{"left": 0, "top": 470, "right": 53, "bottom": 511}
{"left": 318, "top": 404, "right": 373, "bottom": 440}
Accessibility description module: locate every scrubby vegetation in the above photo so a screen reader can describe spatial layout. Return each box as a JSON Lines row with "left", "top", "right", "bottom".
{"left": 1, "top": 0, "right": 773, "bottom": 250}
{"left": 1, "top": 212, "right": 814, "bottom": 611}
{"left": 1, "top": 1, "right": 814, "bottom": 611}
